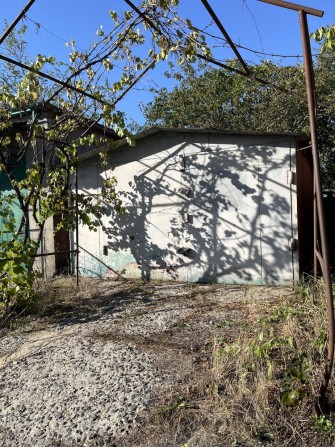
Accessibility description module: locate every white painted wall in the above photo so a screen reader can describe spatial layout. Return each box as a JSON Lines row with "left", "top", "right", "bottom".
{"left": 76, "top": 130, "right": 299, "bottom": 284}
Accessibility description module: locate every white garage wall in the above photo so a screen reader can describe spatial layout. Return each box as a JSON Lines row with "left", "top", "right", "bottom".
{"left": 76, "top": 130, "right": 299, "bottom": 284}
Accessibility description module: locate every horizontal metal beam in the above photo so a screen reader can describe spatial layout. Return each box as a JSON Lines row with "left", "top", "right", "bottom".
{"left": 258, "top": 0, "right": 324, "bottom": 17}
{"left": 0, "top": 249, "right": 78, "bottom": 262}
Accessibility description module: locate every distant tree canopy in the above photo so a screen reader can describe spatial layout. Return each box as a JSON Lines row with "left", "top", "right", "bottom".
{"left": 141, "top": 53, "right": 335, "bottom": 188}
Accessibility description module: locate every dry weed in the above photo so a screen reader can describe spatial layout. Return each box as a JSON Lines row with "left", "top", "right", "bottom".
{"left": 119, "top": 283, "right": 335, "bottom": 447}
{"left": 2, "top": 279, "right": 335, "bottom": 447}
{"left": 206, "top": 283, "right": 335, "bottom": 446}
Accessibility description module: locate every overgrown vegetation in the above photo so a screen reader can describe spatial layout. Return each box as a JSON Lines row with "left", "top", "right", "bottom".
{"left": 1, "top": 279, "right": 335, "bottom": 446}
{"left": 207, "top": 283, "right": 330, "bottom": 445}
{"left": 116, "top": 282, "right": 335, "bottom": 447}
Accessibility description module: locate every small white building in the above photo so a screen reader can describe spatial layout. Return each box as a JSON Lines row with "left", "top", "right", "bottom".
{"left": 76, "top": 128, "right": 312, "bottom": 285}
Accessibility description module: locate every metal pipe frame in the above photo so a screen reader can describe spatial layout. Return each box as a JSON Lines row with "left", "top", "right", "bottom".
{"left": 258, "top": 0, "right": 323, "bottom": 17}
{"left": 299, "top": 10, "right": 335, "bottom": 404}
{"left": 1, "top": 4, "right": 333, "bottom": 398}
{"left": 258, "top": 0, "right": 334, "bottom": 405}
{"left": 200, "top": 0, "right": 250, "bottom": 73}
{"left": 0, "top": 0, "right": 37, "bottom": 46}
{"left": 123, "top": 0, "right": 328, "bottom": 109}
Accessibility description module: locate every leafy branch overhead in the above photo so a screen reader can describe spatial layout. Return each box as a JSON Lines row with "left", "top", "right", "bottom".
{"left": 311, "top": 25, "right": 335, "bottom": 51}
{"left": 0, "top": 2, "right": 213, "bottom": 319}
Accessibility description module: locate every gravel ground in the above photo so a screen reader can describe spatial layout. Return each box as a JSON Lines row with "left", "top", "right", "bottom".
{"left": 0, "top": 280, "right": 289, "bottom": 447}
{"left": 1, "top": 337, "right": 163, "bottom": 446}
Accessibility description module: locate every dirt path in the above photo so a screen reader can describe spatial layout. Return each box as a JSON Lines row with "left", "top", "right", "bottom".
{"left": 1, "top": 281, "right": 287, "bottom": 369}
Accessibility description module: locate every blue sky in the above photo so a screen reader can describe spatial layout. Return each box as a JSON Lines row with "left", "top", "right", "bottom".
{"left": 1, "top": 0, "right": 334, "bottom": 125}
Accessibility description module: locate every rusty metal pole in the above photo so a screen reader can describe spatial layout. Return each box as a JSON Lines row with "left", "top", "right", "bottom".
{"left": 200, "top": 0, "right": 250, "bottom": 74}
{"left": 258, "top": 0, "right": 323, "bottom": 16}
{"left": 314, "top": 178, "right": 317, "bottom": 281}
{"left": 299, "top": 10, "right": 335, "bottom": 402}
{"left": 258, "top": 0, "right": 335, "bottom": 404}
{"left": 75, "top": 158, "right": 79, "bottom": 287}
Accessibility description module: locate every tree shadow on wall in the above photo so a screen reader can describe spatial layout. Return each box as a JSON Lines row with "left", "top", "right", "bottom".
{"left": 104, "top": 144, "right": 186, "bottom": 280}
{"left": 176, "top": 143, "right": 292, "bottom": 283}
{"left": 104, "top": 138, "right": 293, "bottom": 284}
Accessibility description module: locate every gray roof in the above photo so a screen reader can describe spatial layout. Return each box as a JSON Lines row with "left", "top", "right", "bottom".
{"left": 79, "top": 126, "right": 308, "bottom": 162}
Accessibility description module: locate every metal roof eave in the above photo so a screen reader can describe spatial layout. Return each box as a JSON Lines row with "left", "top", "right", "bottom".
{"left": 78, "top": 126, "right": 308, "bottom": 163}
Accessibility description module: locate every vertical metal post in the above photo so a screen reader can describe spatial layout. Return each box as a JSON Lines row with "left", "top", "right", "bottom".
{"left": 299, "top": 10, "right": 335, "bottom": 401}
{"left": 313, "top": 178, "right": 317, "bottom": 281}
{"left": 75, "top": 159, "right": 79, "bottom": 287}
{"left": 258, "top": 0, "right": 334, "bottom": 403}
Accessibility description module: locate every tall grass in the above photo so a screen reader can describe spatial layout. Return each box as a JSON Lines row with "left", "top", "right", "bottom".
{"left": 208, "top": 281, "right": 334, "bottom": 446}
{"left": 120, "top": 282, "right": 335, "bottom": 447}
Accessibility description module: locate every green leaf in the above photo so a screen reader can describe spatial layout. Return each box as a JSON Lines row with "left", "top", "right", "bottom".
{"left": 281, "top": 388, "right": 304, "bottom": 406}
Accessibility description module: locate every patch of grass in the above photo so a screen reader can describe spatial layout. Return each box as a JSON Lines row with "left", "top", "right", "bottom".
{"left": 117, "top": 282, "right": 335, "bottom": 447}
{"left": 313, "top": 414, "right": 335, "bottom": 437}
{"left": 206, "top": 283, "right": 334, "bottom": 446}
{"left": 4, "top": 278, "right": 183, "bottom": 332}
